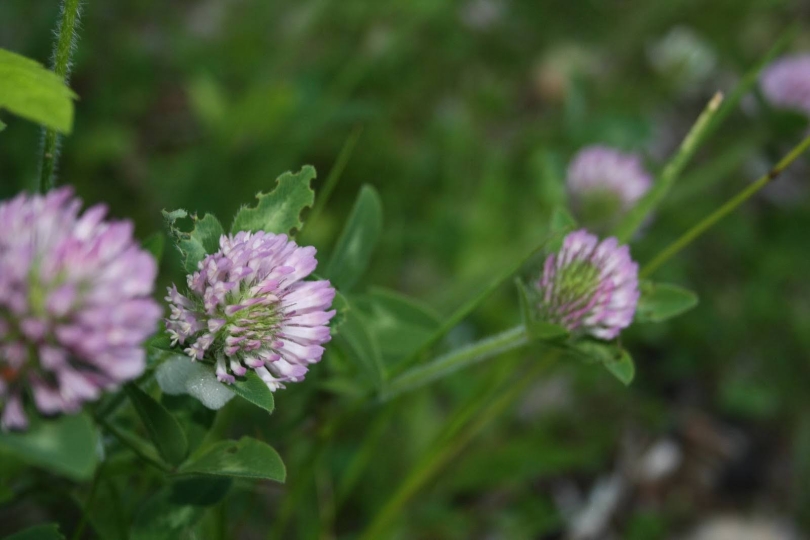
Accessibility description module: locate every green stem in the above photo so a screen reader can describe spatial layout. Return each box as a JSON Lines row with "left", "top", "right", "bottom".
{"left": 358, "top": 353, "right": 557, "bottom": 540}
{"left": 38, "top": 0, "right": 84, "bottom": 192}
{"left": 641, "top": 133, "right": 810, "bottom": 278}
{"left": 383, "top": 325, "right": 529, "bottom": 401}
{"left": 614, "top": 92, "right": 724, "bottom": 242}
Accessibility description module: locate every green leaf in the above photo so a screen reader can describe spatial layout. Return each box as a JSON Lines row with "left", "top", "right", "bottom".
{"left": 178, "top": 437, "right": 286, "bottom": 482}
{"left": 516, "top": 279, "right": 569, "bottom": 342}
{"left": 549, "top": 206, "right": 577, "bottom": 233}
{"left": 604, "top": 349, "right": 635, "bottom": 386}
{"left": 162, "top": 210, "right": 225, "bottom": 274}
{"left": 329, "top": 289, "right": 350, "bottom": 334}
{"left": 325, "top": 185, "right": 383, "bottom": 292}
{"left": 231, "top": 166, "right": 316, "bottom": 235}
{"left": 4, "top": 524, "right": 64, "bottom": 540}
{"left": 231, "top": 371, "right": 275, "bottom": 414}
{"left": 130, "top": 487, "right": 205, "bottom": 540}
{"left": 352, "top": 287, "right": 440, "bottom": 361}
{"left": 125, "top": 383, "right": 189, "bottom": 467}
{"left": 636, "top": 281, "right": 699, "bottom": 323}
{"left": 335, "top": 308, "right": 385, "bottom": 389}
{"left": 142, "top": 232, "right": 165, "bottom": 263}
{"left": 0, "top": 413, "right": 98, "bottom": 481}
{"left": 168, "top": 477, "right": 232, "bottom": 507}
{"left": 0, "top": 48, "right": 76, "bottom": 133}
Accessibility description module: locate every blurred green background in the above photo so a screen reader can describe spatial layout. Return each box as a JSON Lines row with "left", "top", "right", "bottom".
{"left": 2, "top": 1, "right": 810, "bottom": 538}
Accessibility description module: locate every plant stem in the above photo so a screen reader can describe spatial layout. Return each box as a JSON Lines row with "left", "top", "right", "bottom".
{"left": 38, "top": 0, "right": 84, "bottom": 192}
{"left": 383, "top": 325, "right": 529, "bottom": 400}
{"left": 641, "top": 133, "right": 810, "bottom": 278}
{"left": 358, "top": 353, "right": 557, "bottom": 540}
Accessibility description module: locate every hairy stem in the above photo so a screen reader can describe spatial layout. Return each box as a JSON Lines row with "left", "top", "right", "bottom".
{"left": 38, "top": 0, "right": 84, "bottom": 192}
{"left": 642, "top": 133, "right": 810, "bottom": 277}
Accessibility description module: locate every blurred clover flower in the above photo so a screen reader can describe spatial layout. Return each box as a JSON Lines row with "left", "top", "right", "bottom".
{"left": 760, "top": 54, "right": 810, "bottom": 116}
{"left": 535, "top": 229, "right": 639, "bottom": 340}
{"left": 166, "top": 231, "right": 335, "bottom": 392}
{"left": 0, "top": 188, "right": 161, "bottom": 430}
{"left": 646, "top": 26, "right": 717, "bottom": 94}
{"left": 566, "top": 146, "right": 652, "bottom": 232}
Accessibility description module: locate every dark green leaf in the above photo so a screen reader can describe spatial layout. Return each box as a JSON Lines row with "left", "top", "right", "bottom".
{"left": 325, "top": 185, "right": 383, "bottom": 292}
{"left": 162, "top": 210, "right": 224, "bottom": 274}
{"left": 4, "top": 524, "right": 64, "bottom": 540}
{"left": 0, "top": 413, "right": 98, "bottom": 481}
{"left": 125, "top": 383, "right": 189, "bottom": 466}
{"left": 231, "top": 166, "right": 316, "bottom": 235}
{"left": 161, "top": 394, "right": 216, "bottom": 454}
{"left": 142, "top": 233, "right": 165, "bottom": 263}
{"left": 335, "top": 308, "right": 385, "bottom": 389}
{"left": 178, "top": 437, "right": 286, "bottom": 482}
{"left": 603, "top": 349, "right": 635, "bottom": 386}
{"left": 130, "top": 487, "right": 205, "bottom": 540}
{"left": 0, "top": 48, "right": 76, "bottom": 133}
{"left": 636, "top": 281, "right": 699, "bottom": 323}
{"left": 231, "top": 371, "right": 275, "bottom": 414}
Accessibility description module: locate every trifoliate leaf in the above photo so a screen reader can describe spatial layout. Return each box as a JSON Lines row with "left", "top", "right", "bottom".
{"left": 0, "top": 48, "right": 76, "bottom": 133}
{"left": 231, "top": 166, "right": 316, "bottom": 236}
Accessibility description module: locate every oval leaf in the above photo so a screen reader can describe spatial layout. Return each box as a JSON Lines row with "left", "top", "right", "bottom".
{"left": 231, "top": 166, "right": 316, "bottom": 235}
{"left": 0, "top": 413, "right": 98, "bottom": 481}
{"left": 125, "top": 383, "right": 189, "bottom": 467}
{"left": 0, "top": 48, "right": 76, "bottom": 133}
{"left": 178, "top": 437, "right": 286, "bottom": 482}
{"left": 231, "top": 370, "right": 275, "bottom": 414}
{"left": 325, "top": 185, "right": 383, "bottom": 292}
{"left": 604, "top": 349, "right": 635, "bottom": 386}
{"left": 636, "top": 281, "right": 699, "bottom": 323}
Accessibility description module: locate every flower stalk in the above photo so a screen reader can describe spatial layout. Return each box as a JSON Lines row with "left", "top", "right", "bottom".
{"left": 38, "top": 0, "right": 84, "bottom": 192}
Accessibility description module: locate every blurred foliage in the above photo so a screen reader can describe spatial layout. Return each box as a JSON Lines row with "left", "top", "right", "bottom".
{"left": 2, "top": 0, "right": 810, "bottom": 538}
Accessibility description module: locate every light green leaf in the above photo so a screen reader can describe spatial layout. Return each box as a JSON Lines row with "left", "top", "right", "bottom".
{"left": 231, "top": 371, "right": 275, "bottom": 414}
{"left": 5, "top": 524, "right": 64, "bottom": 540}
{"left": 162, "top": 210, "right": 224, "bottom": 274}
{"left": 142, "top": 233, "right": 165, "bottom": 263}
{"left": 636, "top": 281, "right": 699, "bottom": 323}
{"left": 125, "top": 383, "right": 189, "bottom": 467}
{"left": 516, "top": 279, "right": 569, "bottom": 342}
{"left": 231, "top": 166, "right": 316, "bottom": 235}
{"left": 0, "top": 413, "right": 98, "bottom": 481}
{"left": 0, "top": 48, "right": 76, "bottom": 133}
{"left": 178, "top": 437, "right": 286, "bottom": 482}
{"left": 335, "top": 308, "right": 385, "bottom": 389}
{"left": 604, "top": 349, "right": 635, "bottom": 386}
{"left": 325, "top": 185, "right": 383, "bottom": 292}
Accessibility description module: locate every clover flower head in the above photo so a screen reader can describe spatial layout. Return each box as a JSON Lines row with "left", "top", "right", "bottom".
{"left": 0, "top": 188, "right": 161, "bottom": 430}
{"left": 535, "top": 229, "right": 639, "bottom": 340}
{"left": 165, "top": 231, "right": 335, "bottom": 392}
{"left": 567, "top": 146, "right": 652, "bottom": 220}
{"left": 760, "top": 54, "right": 810, "bottom": 116}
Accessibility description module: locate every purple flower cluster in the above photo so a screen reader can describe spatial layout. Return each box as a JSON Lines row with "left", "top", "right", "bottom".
{"left": 0, "top": 188, "right": 161, "bottom": 430}
{"left": 567, "top": 146, "right": 652, "bottom": 217}
{"left": 535, "top": 230, "right": 639, "bottom": 340}
{"left": 760, "top": 54, "right": 810, "bottom": 116}
{"left": 166, "top": 231, "right": 335, "bottom": 392}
